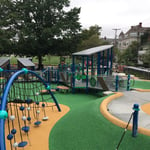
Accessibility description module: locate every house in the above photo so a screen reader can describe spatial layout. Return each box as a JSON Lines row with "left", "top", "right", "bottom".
{"left": 118, "top": 22, "right": 150, "bottom": 50}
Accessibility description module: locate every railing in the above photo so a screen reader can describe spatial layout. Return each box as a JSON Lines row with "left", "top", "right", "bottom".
{"left": 124, "top": 66, "right": 150, "bottom": 80}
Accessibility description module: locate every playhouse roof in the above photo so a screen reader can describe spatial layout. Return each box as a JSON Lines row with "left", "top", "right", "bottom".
{"left": 17, "top": 58, "right": 35, "bottom": 67}
{"left": 72, "top": 45, "right": 113, "bottom": 56}
{"left": 0, "top": 57, "right": 10, "bottom": 67}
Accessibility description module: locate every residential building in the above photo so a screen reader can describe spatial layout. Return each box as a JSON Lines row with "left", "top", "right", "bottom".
{"left": 118, "top": 22, "right": 150, "bottom": 50}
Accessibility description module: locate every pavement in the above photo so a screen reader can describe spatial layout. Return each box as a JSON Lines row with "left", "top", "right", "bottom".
{"left": 108, "top": 90, "right": 150, "bottom": 130}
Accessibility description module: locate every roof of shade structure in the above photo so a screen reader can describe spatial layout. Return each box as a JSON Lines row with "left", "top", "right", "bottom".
{"left": 17, "top": 58, "right": 35, "bottom": 67}
{"left": 72, "top": 45, "right": 113, "bottom": 56}
{"left": 0, "top": 57, "right": 10, "bottom": 67}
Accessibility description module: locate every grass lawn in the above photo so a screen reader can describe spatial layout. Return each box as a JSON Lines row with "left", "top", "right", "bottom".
{"left": 10, "top": 55, "right": 72, "bottom": 66}
{"left": 131, "top": 80, "right": 150, "bottom": 89}
{"left": 32, "top": 55, "right": 61, "bottom": 66}
{"left": 49, "top": 92, "right": 150, "bottom": 150}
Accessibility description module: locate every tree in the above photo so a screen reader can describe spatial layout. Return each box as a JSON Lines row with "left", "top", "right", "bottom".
{"left": 1, "top": 0, "right": 81, "bottom": 69}
{"left": 120, "top": 41, "right": 139, "bottom": 66}
{"left": 141, "top": 49, "right": 150, "bottom": 67}
{"left": 77, "top": 25, "right": 109, "bottom": 51}
{"left": 0, "top": 0, "right": 16, "bottom": 55}
{"left": 0, "top": 29, "right": 12, "bottom": 55}
{"left": 140, "top": 30, "right": 150, "bottom": 67}
{"left": 140, "top": 30, "right": 150, "bottom": 45}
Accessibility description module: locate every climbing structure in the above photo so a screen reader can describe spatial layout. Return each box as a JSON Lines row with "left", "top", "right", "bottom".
{"left": 0, "top": 68, "right": 61, "bottom": 150}
{"left": 71, "top": 45, "right": 114, "bottom": 92}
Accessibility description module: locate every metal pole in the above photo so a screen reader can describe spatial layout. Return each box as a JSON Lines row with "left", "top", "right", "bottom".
{"left": 115, "top": 75, "right": 119, "bottom": 91}
{"left": 110, "top": 48, "right": 113, "bottom": 75}
{"left": 127, "top": 74, "right": 130, "bottom": 91}
{"left": 106, "top": 48, "right": 110, "bottom": 75}
{"left": 72, "top": 56, "right": 75, "bottom": 93}
{"left": 132, "top": 104, "right": 140, "bottom": 137}
{"left": 48, "top": 67, "right": 50, "bottom": 84}
{"left": 82, "top": 56, "right": 84, "bottom": 76}
{"left": 102, "top": 51, "right": 105, "bottom": 75}
{"left": 86, "top": 56, "right": 89, "bottom": 93}
{"left": 97, "top": 52, "right": 101, "bottom": 76}
{"left": 91, "top": 55, "right": 94, "bottom": 75}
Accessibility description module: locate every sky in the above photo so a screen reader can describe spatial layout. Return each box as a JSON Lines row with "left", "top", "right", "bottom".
{"left": 69, "top": 0, "right": 150, "bottom": 38}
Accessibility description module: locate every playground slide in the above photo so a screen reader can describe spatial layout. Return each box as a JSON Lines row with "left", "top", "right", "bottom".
{"left": 97, "top": 76, "right": 109, "bottom": 91}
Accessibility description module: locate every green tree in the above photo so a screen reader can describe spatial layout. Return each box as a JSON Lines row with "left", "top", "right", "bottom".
{"left": 140, "top": 30, "right": 150, "bottom": 45}
{"left": 0, "top": 29, "right": 12, "bottom": 55}
{"left": 0, "top": 0, "right": 16, "bottom": 55}
{"left": 77, "top": 25, "right": 109, "bottom": 51}
{"left": 120, "top": 41, "right": 139, "bottom": 66}
{"left": 140, "top": 30, "right": 150, "bottom": 67}
{"left": 141, "top": 49, "right": 150, "bottom": 67}
{"left": 1, "top": 0, "right": 81, "bottom": 69}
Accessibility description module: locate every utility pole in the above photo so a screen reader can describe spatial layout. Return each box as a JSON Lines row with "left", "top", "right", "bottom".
{"left": 112, "top": 28, "right": 121, "bottom": 47}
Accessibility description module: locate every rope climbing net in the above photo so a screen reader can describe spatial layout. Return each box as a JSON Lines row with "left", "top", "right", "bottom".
{"left": 0, "top": 68, "right": 61, "bottom": 150}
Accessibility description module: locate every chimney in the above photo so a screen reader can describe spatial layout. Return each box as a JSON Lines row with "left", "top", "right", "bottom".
{"left": 139, "top": 22, "right": 142, "bottom": 27}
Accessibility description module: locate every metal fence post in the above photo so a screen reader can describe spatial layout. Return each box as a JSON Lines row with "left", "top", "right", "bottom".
{"left": 132, "top": 104, "right": 140, "bottom": 137}
{"left": 127, "top": 74, "right": 130, "bottom": 91}
{"left": 115, "top": 75, "right": 119, "bottom": 91}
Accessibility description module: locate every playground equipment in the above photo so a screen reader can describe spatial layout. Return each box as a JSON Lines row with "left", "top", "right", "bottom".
{"left": 17, "top": 58, "right": 35, "bottom": 70}
{"left": 0, "top": 57, "right": 10, "bottom": 70}
{"left": 0, "top": 45, "right": 134, "bottom": 93}
{"left": 124, "top": 66, "right": 150, "bottom": 80}
{"left": 0, "top": 68, "right": 61, "bottom": 150}
{"left": 39, "top": 45, "right": 133, "bottom": 92}
{"left": 71, "top": 45, "right": 113, "bottom": 92}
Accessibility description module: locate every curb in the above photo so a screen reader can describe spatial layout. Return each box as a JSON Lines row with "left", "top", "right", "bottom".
{"left": 100, "top": 92, "right": 150, "bottom": 136}
{"left": 134, "top": 88, "right": 150, "bottom": 92}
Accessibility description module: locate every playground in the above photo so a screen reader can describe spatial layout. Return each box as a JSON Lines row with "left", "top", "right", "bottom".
{"left": 0, "top": 45, "right": 150, "bottom": 150}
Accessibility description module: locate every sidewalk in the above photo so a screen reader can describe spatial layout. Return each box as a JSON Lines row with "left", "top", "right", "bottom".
{"left": 108, "top": 90, "right": 150, "bottom": 129}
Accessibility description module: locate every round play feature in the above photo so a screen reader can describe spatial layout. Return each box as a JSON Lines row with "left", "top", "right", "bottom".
{"left": 13, "top": 142, "right": 18, "bottom": 148}
{"left": 34, "top": 121, "right": 41, "bottom": 126}
{"left": 11, "top": 129, "right": 17, "bottom": 134}
{"left": 22, "top": 126, "right": 30, "bottom": 132}
{"left": 18, "top": 141, "right": 28, "bottom": 147}
{"left": 90, "top": 76, "right": 96, "bottom": 87}
{"left": 42, "top": 116, "right": 49, "bottom": 121}
{"left": 7, "top": 134, "right": 13, "bottom": 140}
{"left": 76, "top": 73, "right": 81, "bottom": 80}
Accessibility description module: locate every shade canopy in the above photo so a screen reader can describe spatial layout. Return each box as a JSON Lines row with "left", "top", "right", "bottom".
{"left": 17, "top": 58, "right": 35, "bottom": 67}
{"left": 0, "top": 57, "right": 10, "bottom": 67}
{"left": 72, "top": 45, "right": 113, "bottom": 56}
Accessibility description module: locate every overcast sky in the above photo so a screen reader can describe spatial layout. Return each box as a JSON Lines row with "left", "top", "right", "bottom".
{"left": 70, "top": 0, "right": 150, "bottom": 38}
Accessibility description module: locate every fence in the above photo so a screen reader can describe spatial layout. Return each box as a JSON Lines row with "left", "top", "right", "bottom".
{"left": 124, "top": 66, "right": 150, "bottom": 80}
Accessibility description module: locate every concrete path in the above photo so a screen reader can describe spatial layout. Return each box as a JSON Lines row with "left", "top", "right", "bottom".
{"left": 108, "top": 90, "right": 150, "bottom": 129}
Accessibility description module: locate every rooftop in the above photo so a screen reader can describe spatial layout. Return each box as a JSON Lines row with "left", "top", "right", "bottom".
{"left": 0, "top": 57, "right": 10, "bottom": 67}
{"left": 72, "top": 45, "right": 113, "bottom": 56}
{"left": 17, "top": 58, "right": 35, "bottom": 67}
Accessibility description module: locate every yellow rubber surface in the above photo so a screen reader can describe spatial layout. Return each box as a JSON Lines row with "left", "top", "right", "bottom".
{"left": 6, "top": 103, "right": 70, "bottom": 150}
{"left": 141, "top": 103, "right": 150, "bottom": 115}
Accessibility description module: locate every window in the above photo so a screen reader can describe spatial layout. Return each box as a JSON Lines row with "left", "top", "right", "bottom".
{"left": 130, "top": 32, "right": 137, "bottom": 37}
